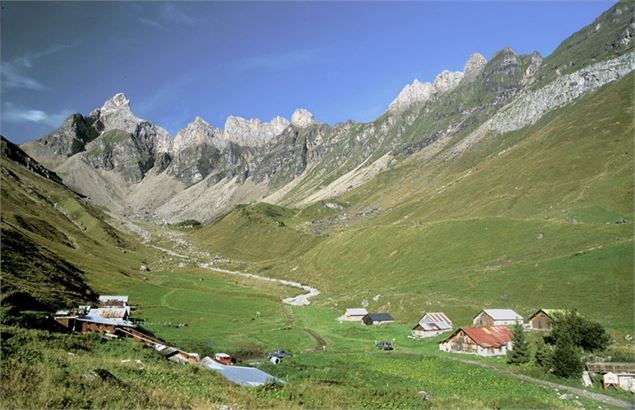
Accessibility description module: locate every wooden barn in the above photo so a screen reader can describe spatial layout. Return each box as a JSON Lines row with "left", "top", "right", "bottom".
{"left": 439, "top": 325, "right": 513, "bottom": 356}
{"left": 362, "top": 313, "right": 395, "bottom": 325}
{"left": 411, "top": 312, "right": 453, "bottom": 338}
{"left": 473, "top": 309, "right": 523, "bottom": 327}
{"left": 528, "top": 309, "right": 563, "bottom": 331}
{"left": 337, "top": 308, "right": 368, "bottom": 322}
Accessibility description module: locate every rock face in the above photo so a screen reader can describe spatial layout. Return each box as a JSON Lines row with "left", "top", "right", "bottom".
{"left": 388, "top": 79, "right": 435, "bottom": 111}
{"left": 89, "top": 93, "right": 141, "bottom": 134}
{"left": 432, "top": 70, "right": 464, "bottom": 93}
{"left": 20, "top": 113, "right": 100, "bottom": 169}
{"left": 291, "top": 108, "right": 316, "bottom": 128}
{"left": 463, "top": 53, "right": 488, "bottom": 82}
{"left": 223, "top": 115, "right": 290, "bottom": 146}
{"left": 490, "top": 51, "right": 635, "bottom": 133}
{"left": 389, "top": 67, "right": 464, "bottom": 112}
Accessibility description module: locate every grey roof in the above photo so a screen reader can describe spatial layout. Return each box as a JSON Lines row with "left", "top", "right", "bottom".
{"left": 345, "top": 308, "right": 368, "bottom": 316}
{"left": 76, "top": 316, "right": 136, "bottom": 327}
{"left": 364, "top": 313, "right": 394, "bottom": 322}
{"left": 419, "top": 312, "right": 452, "bottom": 326}
{"left": 481, "top": 309, "right": 523, "bottom": 321}
{"left": 98, "top": 295, "right": 129, "bottom": 303}
{"left": 201, "top": 357, "right": 284, "bottom": 387}
{"left": 87, "top": 307, "right": 130, "bottom": 319}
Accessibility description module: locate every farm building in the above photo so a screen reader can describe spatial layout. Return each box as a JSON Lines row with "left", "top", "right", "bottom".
{"left": 362, "top": 313, "right": 395, "bottom": 325}
{"left": 586, "top": 362, "right": 635, "bottom": 392}
{"left": 98, "top": 295, "right": 129, "bottom": 307}
{"left": 411, "top": 312, "right": 453, "bottom": 338}
{"left": 337, "top": 308, "right": 368, "bottom": 322}
{"left": 528, "top": 309, "right": 564, "bottom": 331}
{"left": 439, "top": 325, "right": 513, "bottom": 356}
{"left": 54, "top": 305, "right": 135, "bottom": 334}
{"left": 473, "top": 309, "right": 523, "bottom": 327}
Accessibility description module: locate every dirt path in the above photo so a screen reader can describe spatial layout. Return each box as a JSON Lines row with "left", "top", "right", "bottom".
{"left": 453, "top": 357, "right": 634, "bottom": 409}
{"left": 303, "top": 328, "right": 327, "bottom": 352}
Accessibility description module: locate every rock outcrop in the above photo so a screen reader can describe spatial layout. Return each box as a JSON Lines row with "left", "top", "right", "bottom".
{"left": 490, "top": 51, "right": 635, "bottom": 133}
{"left": 20, "top": 113, "right": 100, "bottom": 169}
{"left": 291, "top": 108, "right": 316, "bottom": 128}
{"left": 223, "top": 115, "right": 290, "bottom": 146}
{"left": 463, "top": 53, "right": 488, "bottom": 82}
{"left": 389, "top": 67, "right": 464, "bottom": 112}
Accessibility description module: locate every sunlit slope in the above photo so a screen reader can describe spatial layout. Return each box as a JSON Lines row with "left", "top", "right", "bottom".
{"left": 299, "top": 72, "right": 633, "bottom": 329}
{"left": 0, "top": 137, "right": 151, "bottom": 322}
{"left": 191, "top": 73, "right": 633, "bottom": 334}
{"left": 190, "top": 202, "right": 321, "bottom": 262}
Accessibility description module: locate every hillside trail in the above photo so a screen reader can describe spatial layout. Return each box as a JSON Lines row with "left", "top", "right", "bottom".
{"left": 452, "top": 357, "right": 634, "bottom": 409}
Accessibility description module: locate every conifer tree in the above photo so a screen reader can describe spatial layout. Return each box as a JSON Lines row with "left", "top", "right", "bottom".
{"left": 507, "top": 323, "right": 531, "bottom": 365}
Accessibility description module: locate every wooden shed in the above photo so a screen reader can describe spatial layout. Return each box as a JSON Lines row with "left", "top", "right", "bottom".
{"left": 528, "top": 309, "right": 564, "bottom": 331}
{"left": 439, "top": 326, "right": 513, "bottom": 357}
{"left": 412, "top": 312, "right": 453, "bottom": 338}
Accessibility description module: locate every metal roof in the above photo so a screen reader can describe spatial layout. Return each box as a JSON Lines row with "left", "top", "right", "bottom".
{"left": 481, "top": 309, "right": 523, "bottom": 321}
{"left": 364, "top": 313, "right": 394, "bottom": 322}
{"left": 200, "top": 357, "right": 284, "bottom": 387}
{"left": 419, "top": 312, "right": 452, "bottom": 326}
{"left": 76, "top": 316, "right": 136, "bottom": 327}
{"left": 345, "top": 308, "right": 368, "bottom": 316}
{"left": 449, "top": 326, "right": 513, "bottom": 348}
{"left": 98, "top": 295, "right": 129, "bottom": 303}
{"left": 87, "top": 307, "right": 130, "bottom": 319}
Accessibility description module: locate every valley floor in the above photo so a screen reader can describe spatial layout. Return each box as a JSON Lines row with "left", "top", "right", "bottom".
{"left": 14, "top": 221, "right": 626, "bottom": 409}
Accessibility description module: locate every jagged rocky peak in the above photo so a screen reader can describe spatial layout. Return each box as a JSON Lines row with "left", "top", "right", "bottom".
{"left": 223, "top": 115, "right": 290, "bottom": 147}
{"left": 463, "top": 52, "right": 488, "bottom": 82}
{"left": 432, "top": 70, "right": 464, "bottom": 93}
{"left": 388, "top": 79, "right": 435, "bottom": 111}
{"left": 89, "top": 92, "right": 143, "bottom": 134}
{"left": 389, "top": 68, "right": 462, "bottom": 112}
{"left": 291, "top": 108, "right": 316, "bottom": 128}
{"left": 101, "top": 92, "right": 132, "bottom": 113}
{"left": 173, "top": 116, "right": 222, "bottom": 152}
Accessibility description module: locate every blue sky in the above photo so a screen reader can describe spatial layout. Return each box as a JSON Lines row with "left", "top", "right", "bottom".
{"left": 1, "top": 1, "right": 616, "bottom": 143}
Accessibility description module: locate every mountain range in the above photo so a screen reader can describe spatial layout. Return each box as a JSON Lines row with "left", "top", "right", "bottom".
{"left": 18, "top": 1, "right": 634, "bottom": 225}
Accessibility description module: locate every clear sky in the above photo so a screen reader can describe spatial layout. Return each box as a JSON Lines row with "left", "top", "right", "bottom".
{"left": 1, "top": 1, "right": 616, "bottom": 143}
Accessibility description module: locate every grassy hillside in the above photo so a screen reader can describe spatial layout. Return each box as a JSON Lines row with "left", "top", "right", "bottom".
{"left": 0, "top": 137, "right": 154, "bottom": 325}
{"left": 189, "top": 73, "right": 634, "bottom": 337}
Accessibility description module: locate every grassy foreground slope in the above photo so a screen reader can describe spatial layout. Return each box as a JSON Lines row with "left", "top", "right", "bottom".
{"left": 191, "top": 73, "right": 634, "bottom": 335}
{"left": 0, "top": 137, "right": 158, "bottom": 324}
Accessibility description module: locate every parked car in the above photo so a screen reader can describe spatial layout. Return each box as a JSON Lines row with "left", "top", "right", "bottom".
{"left": 376, "top": 341, "right": 394, "bottom": 350}
{"left": 268, "top": 349, "right": 293, "bottom": 359}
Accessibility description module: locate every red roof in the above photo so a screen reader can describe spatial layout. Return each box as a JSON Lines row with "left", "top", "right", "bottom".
{"left": 460, "top": 326, "right": 512, "bottom": 348}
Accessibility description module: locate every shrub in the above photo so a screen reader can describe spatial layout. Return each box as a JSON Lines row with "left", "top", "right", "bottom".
{"left": 551, "top": 310, "right": 610, "bottom": 352}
